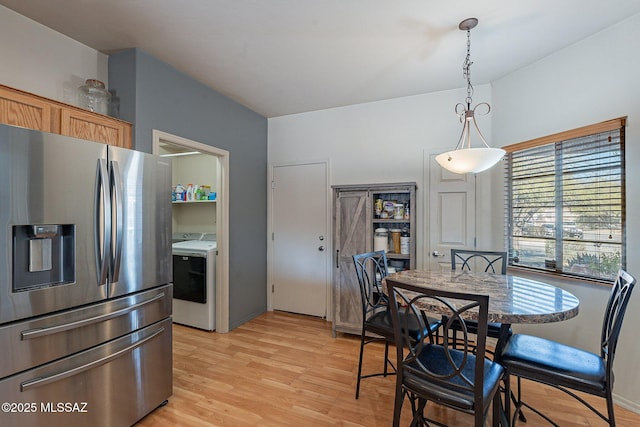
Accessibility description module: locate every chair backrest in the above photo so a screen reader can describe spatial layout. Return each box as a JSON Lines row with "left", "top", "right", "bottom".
{"left": 352, "top": 251, "right": 389, "bottom": 318}
{"left": 386, "top": 277, "right": 490, "bottom": 406}
{"left": 451, "top": 249, "right": 507, "bottom": 275}
{"left": 601, "top": 269, "right": 636, "bottom": 371}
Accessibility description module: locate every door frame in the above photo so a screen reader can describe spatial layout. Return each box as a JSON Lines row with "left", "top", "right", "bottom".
{"left": 152, "top": 130, "right": 230, "bottom": 333}
{"left": 267, "top": 159, "right": 332, "bottom": 320}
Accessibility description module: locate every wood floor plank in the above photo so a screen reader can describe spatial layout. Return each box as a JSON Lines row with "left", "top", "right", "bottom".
{"left": 135, "top": 311, "right": 640, "bottom": 426}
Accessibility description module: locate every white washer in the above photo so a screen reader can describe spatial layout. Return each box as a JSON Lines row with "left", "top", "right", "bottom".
{"left": 172, "top": 237, "right": 216, "bottom": 330}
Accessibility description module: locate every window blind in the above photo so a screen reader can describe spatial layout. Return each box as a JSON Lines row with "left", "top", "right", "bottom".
{"left": 504, "top": 121, "right": 625, "bottom": 281}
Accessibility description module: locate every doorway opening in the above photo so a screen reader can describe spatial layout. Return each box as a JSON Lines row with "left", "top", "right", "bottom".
{"left": 153, "top": 130, "right": 230, "bottom": 333}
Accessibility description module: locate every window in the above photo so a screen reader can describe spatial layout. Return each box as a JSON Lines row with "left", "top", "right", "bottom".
{"left": 504, "top": 118, "right": 626, "bottom": 282}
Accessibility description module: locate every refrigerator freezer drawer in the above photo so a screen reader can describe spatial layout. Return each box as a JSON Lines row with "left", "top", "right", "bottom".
{"left": 0, "top": 317, "right": 172, "bottom": 427}
{"left": 0, "top": 284, "right": 172, "bottom": 380}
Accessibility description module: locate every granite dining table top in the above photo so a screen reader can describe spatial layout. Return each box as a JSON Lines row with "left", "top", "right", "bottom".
{"left": 384, "top": 269, "right": 580, "bottom": 325}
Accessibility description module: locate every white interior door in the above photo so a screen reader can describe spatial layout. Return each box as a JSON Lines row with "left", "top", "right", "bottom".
{"left": 271, "top": 162, "right": 328, "bottom": 317}
{"left": 427, "top": 153, "right": 476, "bottom": 270}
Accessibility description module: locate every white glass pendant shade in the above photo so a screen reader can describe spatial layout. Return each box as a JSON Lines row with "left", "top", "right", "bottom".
{"left": 436, "top": 102, "right": 505, "bottom": 174}
{"left": 436, "top": 147, "right": 505, "bottom": 174}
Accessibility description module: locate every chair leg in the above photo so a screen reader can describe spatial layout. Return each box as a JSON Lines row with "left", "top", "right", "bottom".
{"left": 503, "top": 374, "right": 527, "bottom": 425}
{"left": 475, "top": 405, "right": 484, "bottom": 427}
{"left": 503, "top": 374, "right": 511, "bottom": 426}
{"left": 392, "top": 382, "right": 405, "bottom": 427}
{"left": 512, "top": 377, "right": 529, "bottom": 427}
{"left": 492, "top": 385, "right": 503, "bottom": 427}
{"left": 355, "top": 329, "right": 366, "bottom": 399}
{"left": 383, "top": 341, "right": 390, "bottom": 376}
{"left": 606, "top": 392, "right": 616, "bottom": 427}
{"left": 511, "top": 377, "right": 559, "bottom": 427}
{"left": 512, "top": 374, "right": 614, "bottom": 426}
{"left": 410, "top": 397, "right": 427, "bottom": 427}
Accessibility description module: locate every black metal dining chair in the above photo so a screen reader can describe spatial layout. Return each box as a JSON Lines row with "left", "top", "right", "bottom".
{"left": 451, "top": 249, "right": 508, "bottom": 275}
{"left": 450, "top": 249, "right": 510, "bottom": 350}
{"left": 500, "top": 269, "right": 636, "bottom": 426}
{"left": 386, "top": 277, "right": 504, "bottom": 427}
{"left": 352, "top": 251, "right": 440, "bottom": 399}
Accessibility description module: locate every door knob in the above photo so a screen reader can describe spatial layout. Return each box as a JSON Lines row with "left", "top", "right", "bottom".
{"left": 318, "top": 246, "right": 325, "bottom": 251}
{"left": 432, "top": 250, "right": 445, "bottom": 257}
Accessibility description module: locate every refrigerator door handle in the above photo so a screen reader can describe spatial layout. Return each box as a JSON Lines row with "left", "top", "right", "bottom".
{"left": 20, "top": 291, "right": 166, "bottom": 340}
{"left": 19, "top": 326, "right": 165, "bottom": 392}
{"left": 110, "top": 160, "right": 124, "bottom": 282}
{"left": 95, "top": 159, "right": 111, "bottom": 286}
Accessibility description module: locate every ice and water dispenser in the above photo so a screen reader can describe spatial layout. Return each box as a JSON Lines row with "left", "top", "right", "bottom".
{"left": 12, "top": 224, "right": 75, "bottom": 291}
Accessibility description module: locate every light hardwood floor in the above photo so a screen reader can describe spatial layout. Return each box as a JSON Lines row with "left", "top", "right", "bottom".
{"left": 136, "top": 311, "right": 640, "bottom": 426}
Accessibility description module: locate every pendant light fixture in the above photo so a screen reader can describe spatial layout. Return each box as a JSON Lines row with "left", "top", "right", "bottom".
{"left": 436, "top": 18, "right": 505, "bottom": 174}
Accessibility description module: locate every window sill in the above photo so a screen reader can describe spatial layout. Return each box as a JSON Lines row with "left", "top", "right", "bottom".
{"left": 506, "top": 265, "right": 612, "bottom": 289}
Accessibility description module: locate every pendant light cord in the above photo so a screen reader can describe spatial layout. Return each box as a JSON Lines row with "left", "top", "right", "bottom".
{"left": 463, "top": 28, "right": 474, "bottom": 106}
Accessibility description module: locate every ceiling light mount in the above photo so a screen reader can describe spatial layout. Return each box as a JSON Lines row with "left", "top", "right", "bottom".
{"left": 458, "top": 17, "right": 478, "bottom": 31}
{"left": 435, "top": 18, "right": 505, "bottom": 174}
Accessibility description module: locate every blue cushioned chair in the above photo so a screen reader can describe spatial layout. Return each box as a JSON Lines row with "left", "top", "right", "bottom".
{"left": 500, "top": 269, "right": 636, "bottom": 426}
{"left": 450, "top": 249, "right": 510, "bottom": 351}
{"left": 387, "top": 277, "right": 504, "bottom": 427}
{"left": 352, "top": 251, "right": 440, "bottom": 399}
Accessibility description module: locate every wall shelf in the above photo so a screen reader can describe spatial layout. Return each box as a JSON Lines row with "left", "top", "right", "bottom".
{"left": 172, "top": 200, "right": 216, "bottom": 204}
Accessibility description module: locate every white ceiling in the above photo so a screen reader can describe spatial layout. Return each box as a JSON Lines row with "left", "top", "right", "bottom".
{"left": 2, "top": 1, "right": 640, "bottom": 118}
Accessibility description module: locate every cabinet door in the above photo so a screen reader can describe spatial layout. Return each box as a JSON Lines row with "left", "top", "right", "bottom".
{"left": 60, "top": 107, "right": 132, "bottom": 148}
{"left": 0, "top": 86, "right": 55, "bottom": 132}
{"left": 333, "top": 189, "right": 371, "bottom": 335}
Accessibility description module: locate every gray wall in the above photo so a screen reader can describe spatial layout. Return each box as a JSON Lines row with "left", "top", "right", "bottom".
{"left": 109, "top": 48, "right": 268, "bottom": 330}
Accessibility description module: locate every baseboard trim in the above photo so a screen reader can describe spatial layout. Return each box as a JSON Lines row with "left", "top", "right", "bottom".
{"left": 614, "top": 393, "right": 640, "bottom": 414}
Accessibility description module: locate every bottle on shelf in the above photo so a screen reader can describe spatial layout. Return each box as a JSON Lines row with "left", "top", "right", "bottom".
{"left": 382, "top": 201, "right": 395, "bottom": 219}
{"left": 400, "top": 228, "right": 410, "bottom": 255}
{"left": 375, "top": 198, "right": 383, "bottom": 218}
{"left": 195, "top": 185, "right": 206, "bottom": 200}
{"left": 393, "top": 203, "right": 404, "bottom": 219}
{"left": 175, "top": 184, "right": 185, "bottom": 202}
{"left": 173, "top": 183, "right": 217, "bottom": 202}
{"left": 390, "top": 229, "right": 402, "bottom": 253}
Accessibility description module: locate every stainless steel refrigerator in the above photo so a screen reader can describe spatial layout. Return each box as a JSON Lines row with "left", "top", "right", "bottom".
{"left": 0, "top": 123, "right": 173, "bottom": 426}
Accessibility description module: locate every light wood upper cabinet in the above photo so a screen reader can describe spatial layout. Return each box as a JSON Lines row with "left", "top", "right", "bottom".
{"left": 0, "top": 85, "right": 55, "bottom": 132}
{"left": 0, "top": 84, "right": 132, "bottom": 148}
{"left": 60, "top": 107, "right": 131, "bottom": 148}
